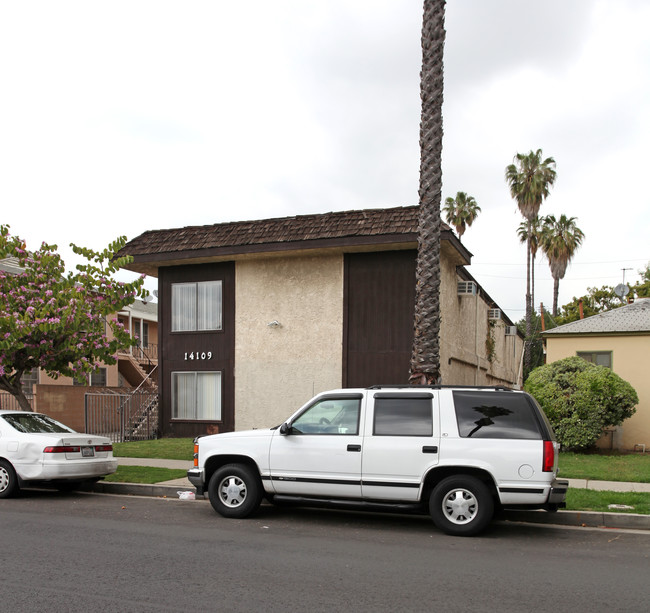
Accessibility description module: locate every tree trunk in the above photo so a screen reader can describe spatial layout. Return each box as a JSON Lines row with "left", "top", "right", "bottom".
{"left": 524, "top": 228, "right": 532, "bottom": 374}
{"left": 0, "top": 374, "right": 34, "bottom": 411}
{"left": 409, "top": 0, "right": 446, "bottom": 385}
{"left": 552, "top": 277, "right": 560, "bottom": 317}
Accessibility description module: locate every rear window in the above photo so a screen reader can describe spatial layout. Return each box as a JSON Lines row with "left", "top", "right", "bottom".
{"left": 2, "top": 414, "right": 75, "bottom": 434}
{"left": 453, "top": 391, "right": 542, "bottom": 440}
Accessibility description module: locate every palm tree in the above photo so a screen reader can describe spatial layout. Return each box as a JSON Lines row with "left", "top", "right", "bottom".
{"left": 443, "top": 192, "right": 481, "bottom": 238}
{"left": 540, "top": 214, "right": 585, "bottom": 316}
{"left": 505, "top": 149, "right": 556, "bottom": 371}
{"left": 409, "top": 0, "right": 446, "bottom": 385}
{"left": 516, "top": 216, "right": 543, "bottom": 313}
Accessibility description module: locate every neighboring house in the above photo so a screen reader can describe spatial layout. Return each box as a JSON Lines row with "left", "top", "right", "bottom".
{"left": 543, "top": 298, "right": 650, "bottom": 451}
{"left": 0, "top": 257, "right": 159, "bottom": 431}
{"left": 119, "top": 205, "right": 524, "bottom": 438}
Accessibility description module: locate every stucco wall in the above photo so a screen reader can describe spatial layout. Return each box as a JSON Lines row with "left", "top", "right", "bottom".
{"left": 234, "top": 255, "right": 344, "bottom": 430}
{"left": 439, "top": 258, "right": 522, "bottom": 387}
{"left": 546, "top": 335, "right": 650, "bottom": 450}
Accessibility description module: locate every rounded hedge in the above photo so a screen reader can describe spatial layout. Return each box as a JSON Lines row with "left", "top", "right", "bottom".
{"left": 524, "top": 356, "right": 638, "bottom": 451}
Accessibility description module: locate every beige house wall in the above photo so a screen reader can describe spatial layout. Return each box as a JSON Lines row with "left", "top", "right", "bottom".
{"left": 546, "top": 334, "right": 650, "bottom": 450}
{"left": 439, "top": 255, "right": 523, "bottom": 388}
{"left": 234, "top": 254, "right": 344, "bottom": 430}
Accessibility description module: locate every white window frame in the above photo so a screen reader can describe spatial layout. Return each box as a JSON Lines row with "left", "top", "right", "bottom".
{"left": 171, "top": 280, "right": 223, "bottom": 332}
{"left": 171, "top": 371, "right": 222, "bottom": 421}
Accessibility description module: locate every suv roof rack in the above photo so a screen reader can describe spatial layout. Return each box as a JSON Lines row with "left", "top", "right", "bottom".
{"left": 366, "top": 384, "right": 514, "bottom": 391}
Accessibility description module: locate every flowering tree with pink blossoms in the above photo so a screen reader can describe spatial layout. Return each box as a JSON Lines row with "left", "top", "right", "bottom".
{"left": 0, "top": 225, "right": 146, "bottom": 411}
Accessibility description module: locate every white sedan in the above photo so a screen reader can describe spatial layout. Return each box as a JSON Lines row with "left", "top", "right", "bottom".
{"left": 0, "top": 410, "right": 118, "bottom": 497}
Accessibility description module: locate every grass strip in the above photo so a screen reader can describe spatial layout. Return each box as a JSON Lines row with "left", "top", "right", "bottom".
{"left": 104, "top": 465, "right": 188, "bottom": 484}
{"left": 559, "top": 452, "right": 650, "bottom": 483}
{"left": 565, "top": 488, "right": 650, "bottom": 514}
{"left": 113, "top": 438, "right": 194, "bottom": 461}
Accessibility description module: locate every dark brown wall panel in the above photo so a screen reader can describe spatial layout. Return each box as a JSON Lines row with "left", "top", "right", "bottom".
{"left": 344, "top": 251, "right": 416, "bottom": 387}
{"left": 159, "top": 262, "right": 235, "bottom": 437}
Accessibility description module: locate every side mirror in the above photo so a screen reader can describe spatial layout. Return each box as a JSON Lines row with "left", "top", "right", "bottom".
{"left": 279, "top": 422, "right": 291, "bottom": 435}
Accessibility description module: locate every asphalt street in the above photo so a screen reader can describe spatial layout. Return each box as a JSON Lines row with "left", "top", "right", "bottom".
{"left": 2, "top": 490, "right": 649, "bottom": 612}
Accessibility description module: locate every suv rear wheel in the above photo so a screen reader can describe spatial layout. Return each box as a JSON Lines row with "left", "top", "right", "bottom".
{"left": 430, "top": 475, "right": 494, "bottom": 536}
{"left": 208, "top": 464, "right": 263, "bottom": 519}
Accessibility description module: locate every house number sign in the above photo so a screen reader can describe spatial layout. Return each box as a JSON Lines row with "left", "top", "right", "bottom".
{"left": 184, "top": 351, "right": 213, "bottom": 361}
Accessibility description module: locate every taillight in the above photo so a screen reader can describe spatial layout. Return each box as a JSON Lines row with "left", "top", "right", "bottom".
{"left": 542, "top": 440, "right": 555, "bottom": 472}
{"left": 95, "top": 445, "right": 113, "bottom": 452}
{"left": 193, "top": 443, "right": 199, "bottom": 467}
{"left": 43, "top": 446, "right": 81, "bottom": 453}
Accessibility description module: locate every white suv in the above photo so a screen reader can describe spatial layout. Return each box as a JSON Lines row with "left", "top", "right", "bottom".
{"left": 188, "top": 386, "right": 567, "bottom": 536}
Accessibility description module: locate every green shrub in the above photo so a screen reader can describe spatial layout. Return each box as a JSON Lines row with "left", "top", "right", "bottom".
{"left": 524, "top": 357, "right": 638, "bottom": 451}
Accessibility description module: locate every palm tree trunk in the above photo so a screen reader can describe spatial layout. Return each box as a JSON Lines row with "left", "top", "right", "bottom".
{"left": 410, "top": 0, "right": 446, "bottom": 385}
{"left": 524, "top": 228, "right": 532, "bottom": 373}
{"left": 553, "top": 277, "right": 560, "bottom": 317}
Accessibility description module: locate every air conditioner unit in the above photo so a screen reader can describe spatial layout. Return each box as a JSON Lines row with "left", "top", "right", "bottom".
{"left": 505, "top": 326, "right": 517, "bottom": 336}
{"left": 488, "top": 308, "right": 501, "bottom": 320}
{"left": 457, "top": 281, "right": 477, "bottom": 296}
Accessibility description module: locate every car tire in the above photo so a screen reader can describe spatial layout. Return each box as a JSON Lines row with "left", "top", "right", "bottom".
{"left": 0, "top": 459, "right": 19, "bottom": 499}
{"left": 208, "top": 464, "right": 263, "bottom": 519}
{"left": 430, "top": 475, "right": 494, "bottom": 536}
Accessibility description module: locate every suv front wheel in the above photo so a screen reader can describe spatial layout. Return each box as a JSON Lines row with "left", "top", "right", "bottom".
{"left": 208, "top": 464, "right": 263, "bottom": 519}
{"left": 430, "top": 475, "right": 494, "bottom": 536}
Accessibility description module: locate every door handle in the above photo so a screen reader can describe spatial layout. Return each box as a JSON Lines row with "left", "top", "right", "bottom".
{"left": 347, "top": 444, "right": 361, "bottom": 452}
{"left": 422, "top": 446, "right": 438, "bottom": 453}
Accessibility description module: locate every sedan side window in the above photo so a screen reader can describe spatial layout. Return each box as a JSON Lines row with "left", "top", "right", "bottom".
{"left": 290, "top": 398, "right": 360, "bottom": 435}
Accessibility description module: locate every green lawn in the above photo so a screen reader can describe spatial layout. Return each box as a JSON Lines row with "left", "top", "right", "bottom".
{"left": 566, "top": 489, "right": 650, "bottom": 514}
{"left": 559, "top": 452, "right": 650, "bottom": 483}
{"left": 113, "top": 438, "right": 194, "bottom": 461}
{"left": 104, "top": 465, "right": 188, "bottom": 484}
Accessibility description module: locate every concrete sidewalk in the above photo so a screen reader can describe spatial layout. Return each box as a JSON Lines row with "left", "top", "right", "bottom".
{"left": 93, "top": 457, "right": 650, "bottom": 532}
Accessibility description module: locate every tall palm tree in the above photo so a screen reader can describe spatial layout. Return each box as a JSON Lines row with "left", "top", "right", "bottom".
{"left": 443, "top": 191, "right": 481, "bottom": 238}
{"left": 516, "top": 216, "right": 543, "bottom": 313}
{"left": 409, "top": 0, "right": 446, "bottom": 385}
{"left": 540, "top": 214, "right": 585, "bottom": 316}
{"left": 505, "top": 149, "right": 556, "bottom": 371}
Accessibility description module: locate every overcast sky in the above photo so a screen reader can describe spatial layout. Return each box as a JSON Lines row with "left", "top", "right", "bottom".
{"left": 2, "top": 0, "right": 648, "bottom": 321}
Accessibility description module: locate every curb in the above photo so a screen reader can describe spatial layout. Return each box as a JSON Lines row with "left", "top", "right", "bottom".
{"left": 93, "top": 481, "right": 192, "bottom": 499}
{"left": 500, "top": 509, "right": 650, "bottom": 531}
{"left": 94, "top": 481, "right": 650, "bottom": 531}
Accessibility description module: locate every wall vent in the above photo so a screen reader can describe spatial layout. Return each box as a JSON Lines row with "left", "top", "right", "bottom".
{"left": 488, "top": 308, "right": 502, "bottom": 320}
{"left": 505, "top": 326, "right": 517, "bottom": 336}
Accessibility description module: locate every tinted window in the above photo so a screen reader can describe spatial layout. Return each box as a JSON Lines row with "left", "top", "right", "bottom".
{"left": 374, "top": 397, "right": 433, "bottom": 436}
{"left": 453, "top": 391, "right": 542, "bottom": 439}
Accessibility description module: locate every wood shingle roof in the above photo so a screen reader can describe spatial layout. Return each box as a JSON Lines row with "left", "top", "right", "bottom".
{"left": 119, "top": 205, "right": 466, "bottom": 277}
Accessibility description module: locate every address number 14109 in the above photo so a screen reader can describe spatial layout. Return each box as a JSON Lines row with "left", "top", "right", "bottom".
{"left": 184, "top": 351, "right": 213, "bottom": 361}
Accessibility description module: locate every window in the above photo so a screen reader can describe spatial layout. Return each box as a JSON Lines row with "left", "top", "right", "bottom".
{"left": 172, "top": 371, "right": 222, "bottom": 420}
{"left": 20, "top": 368, "right": 39, "bottom": 395}
{"left": 577, "top": 351, "right": 612, "bottom": 368}
{"left": 172, "top": 281, "right": 222, "bottom": 332}
{"left": 373, "top": 395, "right": 433, "bottom": 436}
{"left": 73, "top": 368, "right": 107, "bottom": 387}
{"left": 90, "top": 368, "right": 107, "bottom": 387}
{"left": 290, "top": 397, "right": 361, "bottom": 435}
{"left": 453, "top": 391, "right": 542, "bottom": 439}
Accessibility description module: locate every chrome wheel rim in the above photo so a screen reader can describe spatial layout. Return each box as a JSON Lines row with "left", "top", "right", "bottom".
{"left": 0, "top": 467, "right": 9, "bottom": 493}
{"left": 218, "top": 475, "right": 247, "bottom": 508}
{"left": 441, "top": 488, "right": 478, "bottom": 525}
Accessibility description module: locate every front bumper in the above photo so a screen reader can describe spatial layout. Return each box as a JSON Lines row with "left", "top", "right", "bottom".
{"left": 187, "top": 468, "right": 205, "bottom": 495}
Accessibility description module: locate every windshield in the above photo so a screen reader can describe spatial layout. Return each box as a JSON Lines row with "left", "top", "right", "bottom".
{"left": 2, "top": 413, "right": 76, "bottom": 434}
